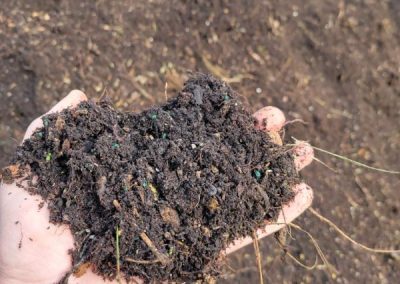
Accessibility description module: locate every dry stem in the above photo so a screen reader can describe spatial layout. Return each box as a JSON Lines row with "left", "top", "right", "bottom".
{"left": 252, "top": 231, "right": 264, "bottom": 284}
{"left": 309, "top": 207, "right": 400, "bottom": 254}
{"left": 290, "top": 223, "right": 338, "bottom": 275}
{"left": 139, "top": 231, "right": 170, "bottom": 266}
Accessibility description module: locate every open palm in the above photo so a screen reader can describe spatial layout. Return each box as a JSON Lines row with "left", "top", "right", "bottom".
{"left": 0, "top": 91, "right": 314, "bottom": 284}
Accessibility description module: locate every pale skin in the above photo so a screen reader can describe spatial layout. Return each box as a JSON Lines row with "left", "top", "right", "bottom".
{"left": 0, "top": 91, "right": 314, "bottom": 284}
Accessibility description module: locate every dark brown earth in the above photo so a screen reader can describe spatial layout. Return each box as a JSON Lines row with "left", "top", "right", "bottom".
{"left": 1, "top": 1, "right": 399, "bottom": 283}
{"left": 7, "top": 74, "right": 298, "bottom": 282}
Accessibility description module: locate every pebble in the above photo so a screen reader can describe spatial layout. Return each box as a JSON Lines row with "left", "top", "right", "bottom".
{"left": 208, "top": 185, "right": 218, "bottom": 196}
{"left": 193, "top": 86, "right": 203, "bottom": 105}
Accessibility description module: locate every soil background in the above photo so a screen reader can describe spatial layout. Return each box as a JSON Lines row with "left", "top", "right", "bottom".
{"left": 1, "top": 0, "right": 399, "bottom": 283}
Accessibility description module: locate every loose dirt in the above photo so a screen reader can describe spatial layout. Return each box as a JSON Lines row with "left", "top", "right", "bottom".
{"left": 7, "top": 74, "right": 298, "bottom": 282}
{"left": 2, "top": 1, "right": 400, "bottom": 283}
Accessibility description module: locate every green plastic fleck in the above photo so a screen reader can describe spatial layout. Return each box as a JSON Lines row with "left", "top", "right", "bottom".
{"left": 254, "top": 169, "right": 262, "bottom": 180}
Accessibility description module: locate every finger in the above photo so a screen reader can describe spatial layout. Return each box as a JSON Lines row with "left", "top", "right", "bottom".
{"left": 49, "top": 90, "right": 87, "bottom": 113}
{"left": 68, "top": 268, "right": 143, "bottom": 284}
{"left": 252, "top": 107, "right": 314, "bottom": 171}
{"left": 292, "top": 142, "right": 314, "bottom": 171}
{"left": 253, "top": 106, "right": 286, "bottom": 132}
{"left": 23, "top": 90, "right": 87, "bottom": 141}
{"left": 226, "top": 182, "right": 313, "bottom": 254}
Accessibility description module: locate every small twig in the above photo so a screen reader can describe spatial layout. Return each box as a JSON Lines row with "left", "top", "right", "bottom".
{"left": 252, "top": 231, "right": 264, "bottom": 284}
{"left": 139, "top": 232, "right": 170, "bottom": 266}
{"left": 125, "top": 257, "right": 160, "bottom": 264}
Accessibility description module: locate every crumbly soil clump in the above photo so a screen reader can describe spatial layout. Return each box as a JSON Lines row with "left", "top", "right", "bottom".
{"left": 8, "top": 74, "right": 299, "bottom": 282}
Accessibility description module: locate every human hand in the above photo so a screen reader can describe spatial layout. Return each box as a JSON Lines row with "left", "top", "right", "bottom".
{"left": 0, "top": 91, "right": 313, "bottom": 283}
{"left": 226, "top": 106, "right": 314, "bottom": 253}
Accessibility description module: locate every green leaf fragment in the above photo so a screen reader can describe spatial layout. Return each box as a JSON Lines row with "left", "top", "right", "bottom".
{"left": 148, "top": 183, "right": 159, "bottom": 200}
{"left": 45, "top": 152, "right": 52, "bottom": 161}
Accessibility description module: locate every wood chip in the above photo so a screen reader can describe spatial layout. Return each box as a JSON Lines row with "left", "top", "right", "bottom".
{"left": 210, "top": 165, "right": 219, "bottom": 174}
{"left": 61, "top": 139, "right": 71, "bottom": 152}
{"left": 96, "top": 176, "right": 107, "bottom": 202}
{"left": 1, "top": 164, "right": 22, "bottom": 184}
{"left": 207, "top": 198, "right": 219, "bottom": 213}
{"left": 55, "top": 116, "right": 66, "bottom": 131}
{"left": 113, "top": 199, "right": 122, "bottom": 211}
{"left": 267, "top": 131, "right": 283, "bottom": 146}
{"left": 160, "top": 206, "right": 181, "bottom": 228}
{"left": 73, "top": 262, "right": 92, "bottom": 278}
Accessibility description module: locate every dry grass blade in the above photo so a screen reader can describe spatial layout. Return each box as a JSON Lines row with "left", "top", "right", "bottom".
{"left": 252, "top": 231, "right": 264, "bottom": 284}
{"left": 286, "top": 251, "right": 318, "bottom": 270}
{"left": 289, "top": 223, "right": 338, "bottom": 275}
{"left": 115, "top": 226, "right": 121, "bottom": 284}
{"left": 311, "top": 145, "right": 400, "bottom": 174}
{"left": 290, "top": 137, "right": 400, "bottom": 174}
{"left": 132, "top": 80, "right": 153, "bottom": 101}
{"left": 275, "top": 231, "right": 319, "bottom": 270}
{"left": 309, "top": 208, "right": 400, "bottom": 254}
{"left": 125, "top": 257, "right": 160, "bottom": 264}
{"left": 201, "top": 54, "right": 253, "bottom": 83}
{"left": 165, "top": 68, "right": 184, "bottom": 90}
{"left": 312, "top": 157, "right": 338, "bottom": 173}
{"left": 164, "top": 81, "right": 168, "bottom": 102}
